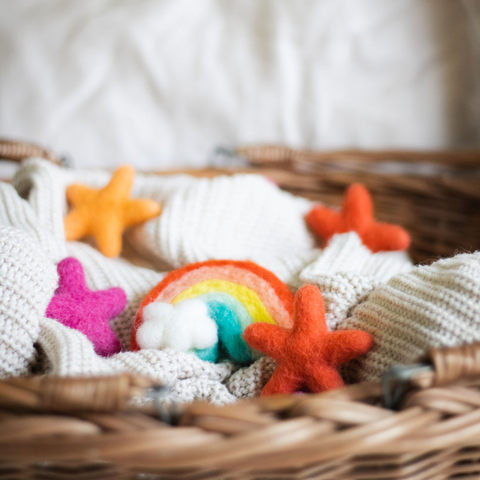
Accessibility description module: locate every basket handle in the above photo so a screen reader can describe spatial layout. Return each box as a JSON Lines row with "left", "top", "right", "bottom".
{"left": 235, "top": 145, "right": 480, "bottom": 169}
{"left": 422, "top": 343, "right": 480, "bottom": 387}
{"left": 0, "top": 375, "right": 156, "bottom": 413}
{"left": 0, "top": 138, "right": 62, "bottom": 165}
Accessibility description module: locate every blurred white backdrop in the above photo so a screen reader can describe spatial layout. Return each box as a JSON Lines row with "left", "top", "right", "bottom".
{"left": 0, "top": 0, "right": 479, "bottom": 170}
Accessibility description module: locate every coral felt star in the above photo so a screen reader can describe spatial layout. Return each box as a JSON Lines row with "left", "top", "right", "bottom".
{"left": 243, "top": 284, "right": 372, "bottom": 395}
{"left": 306, "top": 183, "right": 410, "bottom": 253}
{"left": 64, "top": 165, "right": 162, "bottom": 258}
{"left": 46, "top": 257, "right": 127, "bottom": 357}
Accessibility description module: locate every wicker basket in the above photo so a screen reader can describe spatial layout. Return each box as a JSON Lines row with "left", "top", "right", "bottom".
{"left": 1, "top": 140, "right": 480, "bottom": 480}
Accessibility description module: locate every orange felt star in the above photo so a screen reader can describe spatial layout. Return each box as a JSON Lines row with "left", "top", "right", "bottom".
{"left": 306, "top": 183, "right": 410, "bottom": 253}
{"left": 64, "top": 165, "right": 162, "bottom": 258}
{"left": 243, "top": 284, "right": 372, "bottom": 395}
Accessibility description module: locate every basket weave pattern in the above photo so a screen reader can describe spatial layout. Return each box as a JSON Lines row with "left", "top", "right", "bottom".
{"left": 1, "top": 345, "right": 480, "bottom": 479}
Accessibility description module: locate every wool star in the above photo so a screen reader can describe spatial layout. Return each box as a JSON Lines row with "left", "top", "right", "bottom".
{"left": 46, "top": 257, "right": 127, "bottom": 357}
{"left": 64, "top": 165, "right": 162, "bottom": 258}
{"left": 306, "top": 183, "right": 410, "bottom": 253}
{"left": 243, "top": 284, "right": 372, "bottom": 395}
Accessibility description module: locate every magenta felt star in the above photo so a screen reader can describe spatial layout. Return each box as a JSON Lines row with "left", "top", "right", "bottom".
{"left": 46, "top": 257, "right": 127, "bottom": 357}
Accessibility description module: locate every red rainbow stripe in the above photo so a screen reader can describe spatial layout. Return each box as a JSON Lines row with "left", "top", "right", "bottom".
{"left": 131, "top": 260, "right": 294, "bottom": 351}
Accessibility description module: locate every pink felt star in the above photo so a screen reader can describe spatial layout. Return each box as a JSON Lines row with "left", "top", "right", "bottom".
{"left": 244, "top": 284, "right": 373, "bottom": 395}
{"left": 46, "top": 257, "right": 127, "bottom": 357}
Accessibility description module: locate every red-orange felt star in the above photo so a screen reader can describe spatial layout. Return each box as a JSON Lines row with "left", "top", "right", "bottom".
{"left": 243, "top": 284, "right": 372, "bottom": 395}
{"left": 305, "top": 183, "right": 410, "bottom": 253}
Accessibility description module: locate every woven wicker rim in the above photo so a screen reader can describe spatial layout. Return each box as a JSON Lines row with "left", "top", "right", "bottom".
{"left": 0, "top": 343, "right": 479, "bottom": 469}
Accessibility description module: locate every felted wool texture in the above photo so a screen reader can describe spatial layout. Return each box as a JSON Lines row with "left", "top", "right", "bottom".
{"left": 306, "top": 184, "right": 410, "bottom": 253}
{"left": 226, "top": 356, "right": 277, "bottom": 398}
{"left": 160, "top": 290, "right": 256, "bottom": 364}
{"left": 65, "top": 165, "right": 162, "bottom": 258}
{"left": 205, "top": 298, "right": 253, "bottom": 364}
{"left": 339, "top": 251, "right": 480, "bottom": 383}
{"left": 300, "top": 233, "right": 414, "bottom": 330}
{"left": 38, "top": 317, "right": 237, "bottom": 404}
{"left": 66, "top": 241, "right": 165, "bottom": 350}
{"left": 243, "top": 285, "right": 372, "bottom": 395}
{"left": 144, "top": 293, "right": 255, "bottom": 365}
{"left": 146, "top": 260, "right": 295, "bottom": 326}
{"left": 127, "top": 174, "right": 316, "bottom": 284}
{"left": 131, "top": 260, "right": 296, "bottom": 365}
{"left": 46, "top": 257, "right": 127, "bottom": 357}
{"left": 0, "top": 226, "right": 58, "bottom": 377}
{"left": 201, "top": 292, "right": 252, "bottom": 332}
{"left": 137, "top": 299, "right": 218, "bottom": 353}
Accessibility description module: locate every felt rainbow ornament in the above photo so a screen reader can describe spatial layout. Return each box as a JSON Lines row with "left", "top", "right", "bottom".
{"left": 131, "top": 260, "right": 295, "bottom": 364}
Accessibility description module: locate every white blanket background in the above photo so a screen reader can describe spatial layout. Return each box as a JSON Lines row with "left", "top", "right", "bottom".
{"left": 1, "top": 0, "right": 479, "bottom": 170}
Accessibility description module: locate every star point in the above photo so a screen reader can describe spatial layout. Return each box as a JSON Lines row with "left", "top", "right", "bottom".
{"left": 243, "top": 284, "right": 372, "bottom": 395}
{"left": 306, "top": 183, "right": 410, "bottom": 253}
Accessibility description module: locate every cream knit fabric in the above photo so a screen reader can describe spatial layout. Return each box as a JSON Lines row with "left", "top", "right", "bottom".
{"left": 299, "top": 233, "right": 414, "bottom": 330}
{"left": 339, "top": 252, "right": 480, "bottom": 382}
{"left": 127, "top": 174, "right": 317, "bottom": 285}
{"left": 13, "top": 159, "right": 317, "bottom": 286}
{"left": 39, "top": 317, "right": 237, "bottom": 404}
{"left": 226, "top": 356, "right": 277, "bottom": 398}
{"left": 0, "top": 226, "right": 58, "bottom": 377}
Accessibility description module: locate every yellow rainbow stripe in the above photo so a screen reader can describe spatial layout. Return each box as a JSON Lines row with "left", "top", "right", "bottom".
{"left": 172, "top": 280, "right": 275, "bottom": 325}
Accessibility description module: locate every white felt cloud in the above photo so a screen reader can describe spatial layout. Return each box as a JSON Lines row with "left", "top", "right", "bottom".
{"left": 136, "top": 299, "right": 218, "bottom": 353}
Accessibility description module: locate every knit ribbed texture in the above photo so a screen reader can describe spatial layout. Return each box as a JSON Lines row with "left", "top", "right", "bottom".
{"left": 226, "top": 356, "right": 277, "bottom": 398}
{"left": 0, "top": 226, "right": 58, "bottom": 377}
{"left": 13, "top": 159, "right": 316, "bottom": 286}
{"left": 300, "top": 232, "right": 413, "bottom": 283}
{"left": 128, "top": 174, "right": 316, "bottom": 285}
{"left": 0, "top": 182, "right": 66, "bottom": 263}
{"left": 339, "top": 252, "right": 480, "bottom": 382}
{"left": 299, "top": 233, "right": 413, "bottom": 330}
{"left": 39, "top": 317, "right": 236, "bottom": 404}
{"left": 257, "top": 248, "right": 321, "bottom": 290}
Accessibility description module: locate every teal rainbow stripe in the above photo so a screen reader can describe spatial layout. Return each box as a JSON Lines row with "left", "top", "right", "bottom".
{"left": 193, "top": 292, "right": 256, "bottom": 364}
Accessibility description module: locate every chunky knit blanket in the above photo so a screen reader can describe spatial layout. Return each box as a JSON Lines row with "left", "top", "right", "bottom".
{"left": 2, "top": 158, "right": 477, "bottom": 404}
